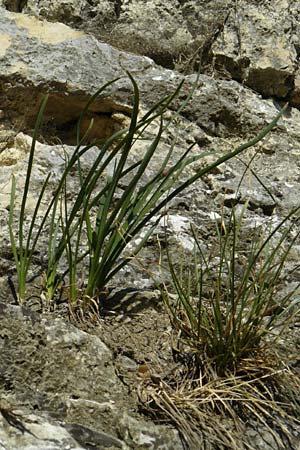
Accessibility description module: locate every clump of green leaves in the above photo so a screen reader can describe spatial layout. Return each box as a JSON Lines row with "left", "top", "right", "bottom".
{"left": 145, "top": 206, "right": 300, "bottom": 449}
{"left": 8, "top": 96, "right": 50, "bottom": 302}
{"left": 8, "top": 74, "right": 287, "bottom": 306}
{"left": 163, "top": 205, "right": 300, "bottom": 376}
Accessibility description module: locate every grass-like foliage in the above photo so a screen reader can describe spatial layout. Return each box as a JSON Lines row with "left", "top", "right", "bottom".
{"left": 9, "top": 96, "right": 50, "bottom": 302}
{"left": 8, "top": 74, "right": 287, "bottom": 305}
{"left": 143, "top": 207, "right": 300, "bottom": 449}
{"left": 164, "top": 205, "right": 300, "bottom": 376}
{"left": 7, "top": 72, "right": 300, "bottom": 450}
{"left": 140, "top": 362, "right": 300, "bottom": 449}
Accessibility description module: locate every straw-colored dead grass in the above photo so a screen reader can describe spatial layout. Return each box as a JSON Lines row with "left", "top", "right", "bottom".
{"left": 138, "top": 350, "right": 300, "bottom": 450}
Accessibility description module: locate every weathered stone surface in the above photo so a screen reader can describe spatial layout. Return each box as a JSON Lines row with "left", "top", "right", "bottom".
{"left": 13, "top": 0, "right": 300, "bottom": 105}
{"left": 211, "top": 1, "right": 298, "bottom": 100}
{"left": 20, "top": 0, "right": 195, "bottom": 68}
{"left": 0, "top": 132, "right": 102, "bottom": 211}
{"left": 1, "top": 7, "right": 297, "bottom": 147}
{"left": 0, "top": 301, "right": 183, "bottom": 449}
{"left": 117, "top": 414, "right": 183, "bottom": 450}
{"left": 21, "top": 0, "right": 231, "bottom": 70}
{"left": 0, "top": 301, "right": 121, "bottom": 403}
{"left": 0, "top": 7, "right": 184, "bottom": 134}
{"left": 0, "top": 404, "right": 87, "bottom": 450}
{"left": 1, "top": 3, "right": 300, "bottom": 449}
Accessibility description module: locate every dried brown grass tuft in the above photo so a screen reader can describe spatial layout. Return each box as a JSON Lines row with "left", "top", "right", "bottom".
{"left": 139, "top": 347, "right": 300, "bottom": 450}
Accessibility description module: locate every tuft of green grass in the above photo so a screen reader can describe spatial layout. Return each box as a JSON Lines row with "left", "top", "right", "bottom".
{"left": 8, "top": 74, "right": 288, "bottom": 306}
{"left": 163, "top": 204, "right": 300, "bottom": 376}
{"left": 142, "top": 205, "right": 300, "bottom": 449}
{"left": 8, "top": 95, "right": 50, "bottom": 303}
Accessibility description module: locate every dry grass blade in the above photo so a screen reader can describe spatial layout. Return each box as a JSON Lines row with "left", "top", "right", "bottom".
{"left": 139, "top": 357, "right": 300, "bottom": 450}
{"left": 140, "top": 375, "right": 247, "bottom": 449}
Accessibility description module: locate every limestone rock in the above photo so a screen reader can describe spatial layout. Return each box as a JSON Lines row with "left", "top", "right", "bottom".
{"left": 1, "top": 6, "right": 294, "bottom": 147}
{"left": 22, "top": 0, "right": 231, "bottom": 70}
{"left": 0, "top": 301, "right": 121, "bottom": 404}
{"left": 0, "top": 405, "right": 87, "bottom": 450}
{"left": 0, "top": 301, "right": 183, "bottom": 449}
{"left": 1, "top": 3, "right": 300, "bottom": 449}
{"left": 117, "top": 414, "right": 183, "bottom": 450}
{"left": 15, "top": 0, "right": 300, "bottom": 105}
{"left": 211, "top": 1, "right": 298, "bottom": 100}
{"left": 0, "top": 7, "right": 182, "bottom": 138}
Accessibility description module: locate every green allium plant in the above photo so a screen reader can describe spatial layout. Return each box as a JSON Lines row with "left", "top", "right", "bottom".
{"left": 8, "top": 74, "right": 287, "bottom": 306}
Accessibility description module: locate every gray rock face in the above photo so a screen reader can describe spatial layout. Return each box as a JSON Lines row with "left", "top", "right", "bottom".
{"left": 1, "top": 6, "right": 290, "bottom": 147}
{"left": 23, "top": 0, "right": 200, "bottom": 67}
{"left": 0, "top": 301, "right": 183, "bottom": 449}
{"left": 0, "top": 7, "right": 184, "bottom": 138}
{"left": 211, "top": 1, "right": 298, "bottom": 99}
{"left": 1, "top": 2, "right": 300, "bottom": 449}
{"left": 1, "top": 11, "right": 293, "bottom": 131}
{"left": 0, "top": 409, "right": 88, "bottom": 450}
{"left": 14, "top": 0, "right": 300, "bottom": 105}
{"left": 0, "top": 302, "right": 115, "bottom": 400}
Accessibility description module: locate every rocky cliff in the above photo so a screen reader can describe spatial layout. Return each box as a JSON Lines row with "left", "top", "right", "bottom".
{"left": 0, "top": 1, "right": 300, "bottom": 449}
